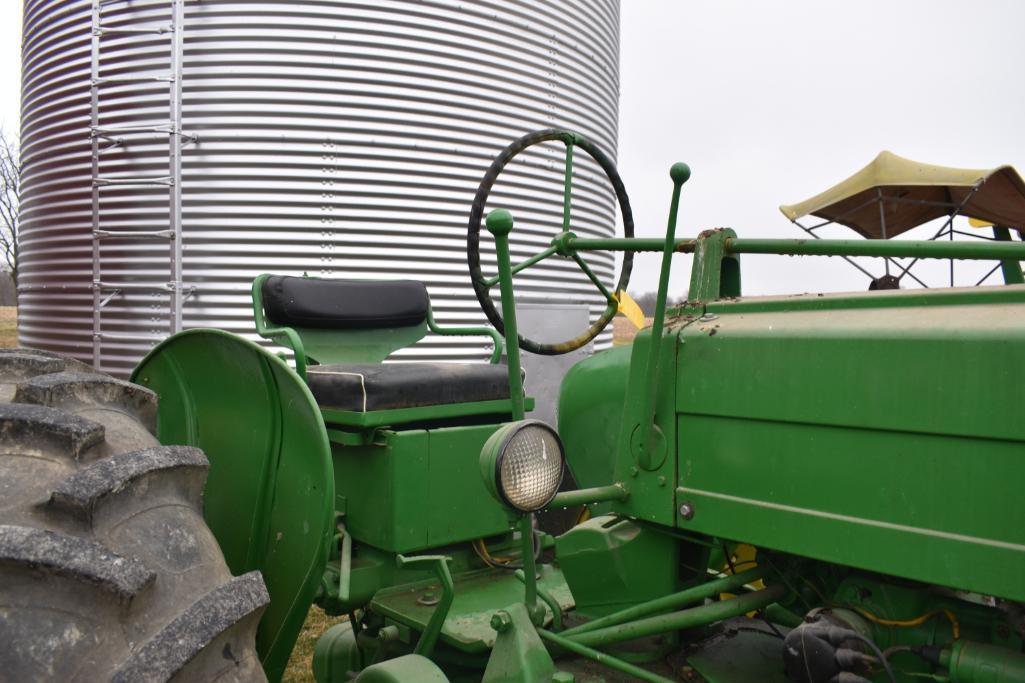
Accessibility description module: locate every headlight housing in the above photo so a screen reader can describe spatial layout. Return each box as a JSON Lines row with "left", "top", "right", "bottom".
{"left": 480, "top": 420, "right": 565, "bottom": 513}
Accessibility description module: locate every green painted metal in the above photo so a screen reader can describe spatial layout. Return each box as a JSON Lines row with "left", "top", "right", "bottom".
{"left": 484, "top": 208, "right": 546, "bottom": 622}
{"left": 395, "top": 554, "right": 454, "bottom": 657}
{"left": 557, "top": 345, "right": 632, "bottom": 496}
{"left": 674, "top": 286, "right": 1025, "bottom": 601}
{"left": 565, "top": 584, "right": 788, "bottom": 649}
{"left": 482, "top": 603, "right": 557, "bottom": 683}
{"left": 132, "top": 140, "right": 1025, "bottom": 683}
{"left": 353, "top": 654, "right": 450, "bottom": 683}
{"left": 482, "top": 245, "right": 559, "bottom": 288}
{"left": 558, "top": 561, "right": 769, "bottom": 636}
{"left": 635, "top": 163, "right": 689, "bottom": 469}
{"left": 513, "top": 569, "right": 564, "bottom": 631}
{"left": 331, "top": 424, "right": 515, "bottom": 553}
{"left": 547, "top": 484, "right": 628, "bottom": 509}
{"left": 609, "top": 328, "right": 679, "bottom": 526}
{"left": 827, "top": 573, "right": 1023, "bottom": 654}
{"left": 252, "top": 273, "right": 504, "bottom": 375}
{"left": 993, "top": 226, "right": 1025, "bottom": 284}
{"left": 942, "top": 640, "right": 1025, "bottom": 683}
{"left": 688, "top": 228, "right": 741, "bottom": 302}
{"left": 320, "top": 398, "right": 532, "bottom": 430}
{"left": 312, "top": 623, "right": 361, "bottom": 683}
{"left": 485, "top": 209, "right": 526, "bottom": 423}
{"left": 726, "top": 236, "right": 1025, "bottom": 260}
{"left": 537, "top": 629, "right": 675, "bottom": 683}
{"left": 564, "top": 234, "right": 1025, "bottom": 262}
{"left": 554, "top": 516, "right": 681, "bottom": 619}
{"left": 370, "top": 564, "right": 574, "bottom": 654}
{"left": 518, "top": 515, "right": 541, "bottom": 621}
{"left": 132, "top": 329, "right": 335, "bottom": 682}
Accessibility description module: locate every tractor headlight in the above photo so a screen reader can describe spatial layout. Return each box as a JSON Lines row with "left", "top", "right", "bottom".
{"left": 480, "top": 420, "right": 565, "bottom": 513}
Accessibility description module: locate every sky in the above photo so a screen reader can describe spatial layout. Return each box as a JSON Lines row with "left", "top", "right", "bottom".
{"left": 2, "top": 1, "right": 1023, "bottom": 296}
{"left": 620, "top": 0, "right": 1025, "bottom": 295}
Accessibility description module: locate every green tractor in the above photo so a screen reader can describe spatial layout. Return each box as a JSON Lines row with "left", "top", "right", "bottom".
{"left": 3, "top": 129, "right": 1025, "bottom": 683}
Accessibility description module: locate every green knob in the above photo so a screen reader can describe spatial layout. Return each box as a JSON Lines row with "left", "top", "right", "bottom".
{"left": 670, "top": 162, "right": 691, "bottom": 185}
{"left": 486, "top": 209, "right": 514, "bottom": 236}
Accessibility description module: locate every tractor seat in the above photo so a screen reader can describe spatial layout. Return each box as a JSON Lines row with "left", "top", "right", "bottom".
{"left": 305, "top": 362, "right": 514, "bottom": 412}
{"left": 255, "top": 274, "right": 515, "bottom": 416}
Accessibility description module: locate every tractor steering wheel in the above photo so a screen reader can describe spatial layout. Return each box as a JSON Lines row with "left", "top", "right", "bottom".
{"left": 467, "top": 129, "right": 635, "bottom": 355}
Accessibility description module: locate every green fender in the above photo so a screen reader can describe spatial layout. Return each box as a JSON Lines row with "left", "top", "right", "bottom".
{"left": 132, "top": 329, "right": 335, "bottom": 682}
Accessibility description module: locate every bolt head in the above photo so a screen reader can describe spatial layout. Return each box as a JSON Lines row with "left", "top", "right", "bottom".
{"left": 679, "top": 502, "right": 695, "bottom": 520}
{"left": 490, "top": 610, "right": 512, "bottom": 633}
{"left": 417, "top": 591, "right": 440, "bottom": 606}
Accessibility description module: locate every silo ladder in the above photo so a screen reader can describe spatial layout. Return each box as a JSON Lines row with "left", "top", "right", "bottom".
{"left": 88, "top": 0, "right": 195, "bottom": 369}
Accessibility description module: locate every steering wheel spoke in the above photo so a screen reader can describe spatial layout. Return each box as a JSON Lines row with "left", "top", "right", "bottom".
{"left": 571, "top": 252, "right": 617, "bottom": 305}
{"left": 467, "top": 129, "right": 634, "bottom": 355}
{"left": 481, "top": 245, "right": 560, "bottom": 288}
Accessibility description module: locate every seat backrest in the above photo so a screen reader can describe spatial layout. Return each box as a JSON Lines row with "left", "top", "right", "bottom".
{"left": 254, "top": 274, "right": 432, "bottom": 366}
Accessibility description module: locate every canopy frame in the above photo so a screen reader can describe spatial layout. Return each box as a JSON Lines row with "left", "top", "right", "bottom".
{"left": 781, "top": 152, "right": 1025, "bottom": 288}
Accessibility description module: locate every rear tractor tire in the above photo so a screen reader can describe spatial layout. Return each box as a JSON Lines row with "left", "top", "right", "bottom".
{"left": 0, "top": 348, "right": 269, "bottom": 682}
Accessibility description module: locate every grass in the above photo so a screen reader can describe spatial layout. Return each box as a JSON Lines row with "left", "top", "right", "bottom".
{"left": 282, "top": 607, "right": 349, "bottom": 682}
{"left": 0, "top": 307, "right": 16, "bottom": 347}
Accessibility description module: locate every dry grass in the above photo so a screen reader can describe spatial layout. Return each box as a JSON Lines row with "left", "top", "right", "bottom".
{"left": 0, "top": 307, "right": 16, "bottom": 347}
{"left": 612, "top": 315, "right": 651, "bottom": 345}
{"left": 282, "top": 607, "right": 349, "bottom": 682}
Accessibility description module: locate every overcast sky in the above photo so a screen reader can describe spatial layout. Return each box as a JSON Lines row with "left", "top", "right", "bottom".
{"left": 2, "top": 2, "right": 1023, "bottom": 296}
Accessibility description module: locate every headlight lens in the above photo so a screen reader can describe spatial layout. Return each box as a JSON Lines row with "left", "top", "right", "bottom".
{"left": 480, "top": 420, "right": 565, "bottom": 512}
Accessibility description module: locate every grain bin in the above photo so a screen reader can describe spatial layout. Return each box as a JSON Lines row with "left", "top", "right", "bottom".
{"left": 20, "top": 0, "right": 620, "bottom": 375}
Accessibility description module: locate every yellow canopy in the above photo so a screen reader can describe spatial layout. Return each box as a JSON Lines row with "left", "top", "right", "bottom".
{"left": 779, "top": 151, "right": 1025, "bottom": 238}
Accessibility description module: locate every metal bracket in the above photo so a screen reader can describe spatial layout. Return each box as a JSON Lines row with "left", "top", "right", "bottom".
{"left": 394, "top": 554, "right": 454, "bottom": 657}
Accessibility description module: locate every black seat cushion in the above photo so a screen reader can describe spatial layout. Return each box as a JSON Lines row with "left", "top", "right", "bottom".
{"left": 306, "top": 363, "right": 515, "bottom": 412}
{"left": 263, "top": 276, "right": 429, "bottom": 330}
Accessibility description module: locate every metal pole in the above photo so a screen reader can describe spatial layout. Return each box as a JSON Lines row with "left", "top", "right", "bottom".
{"left": 876, "top": 189, "right": 890, "bottom": 276}
{"left": 950, "top": 217, "right": 955, "bottom": 286}
{"left": 90, "top": 0, "right": 102, "bottom": 369}
{"left": 537, "top": 629, "right": 675, "bottom": 683}
{"left": 725, "top": 238, "right": 1025, "bottom": 261}
{"left": 567, "top": 236, "right": 1025, "bottom": 262}
{"left": 547, "top": 484, "right": 628, "bottom": 509}
{"left": 559, "top": 565, "right": 770, "bottom": 637}
{"left": 791, "top": 218, "right": 880, "bottom": 280}
{"left": 169, "top": 0, "right": 185, "bottom": 334}
{"left": 519, "top": 515, "right": 538, "bottom": 617}
{"left": 485, "top": 208, "right": 538, "bottom": 618}
{"left": 564, "top": 583, "right": 787, "bottom": 649}
{"left": 635, "top": 163, "right": 689, "bottom": 469}
{"left": 486, "top": 209, "right": 525, "bottom": 421}
{"left": 992, "top": 225, "right": 1025, "bottom": 284}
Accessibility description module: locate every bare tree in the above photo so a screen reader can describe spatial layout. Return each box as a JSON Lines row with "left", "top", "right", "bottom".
{"left": 630, "top": 290, "right": 687, "bottom": 316}
{"left": 0, "top": 129, "right": 17, "bottom": 286}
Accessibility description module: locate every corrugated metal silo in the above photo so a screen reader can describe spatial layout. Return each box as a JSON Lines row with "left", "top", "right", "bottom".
{"left": 20, "top": 0, "right": 621, "bottom": 376}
